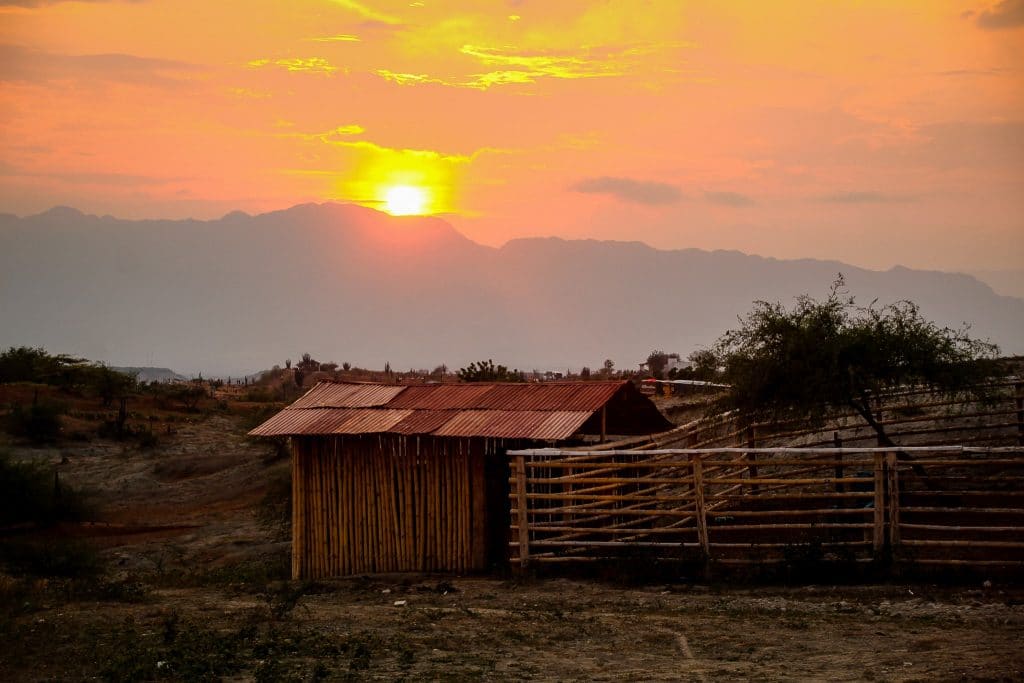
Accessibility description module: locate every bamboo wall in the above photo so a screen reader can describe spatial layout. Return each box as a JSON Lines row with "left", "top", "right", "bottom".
{"left": 291, "top": 435, "right": 498, "bottom": 579}
{"left": 509, "top": 446, "right": 1024, "bottom": 572}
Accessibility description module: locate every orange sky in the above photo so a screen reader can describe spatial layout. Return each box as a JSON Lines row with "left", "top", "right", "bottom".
{"left": 1, "top": 0, "right": 1021, "bottom": 272}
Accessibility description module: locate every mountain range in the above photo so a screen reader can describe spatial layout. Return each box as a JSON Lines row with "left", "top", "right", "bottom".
{"left": 1, "top": 202, "right": 1021, "bottom": 376}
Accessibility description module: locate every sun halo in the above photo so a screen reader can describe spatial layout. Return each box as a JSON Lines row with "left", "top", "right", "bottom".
{"left": 384, "top": 185, "right": 428, "bottom": 216}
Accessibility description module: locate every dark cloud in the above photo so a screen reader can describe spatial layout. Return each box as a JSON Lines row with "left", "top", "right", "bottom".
{"left": 704, "top": 191, "right": 756, "bottom": 207}
{"left": 817, "top": 191, "right": 912, "bottom": 204}
{"left": 570, "top": 176, "right": 682, "bottom": 205}
{"left": 0, "top": 44, "right": 200, "bottom": 85}
{"left": 974, "top": 0, "right": 1024, "bottom": 29}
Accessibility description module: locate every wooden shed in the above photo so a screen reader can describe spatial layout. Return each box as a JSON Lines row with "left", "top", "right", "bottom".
{"left": 250, "top": 380, "right": 671, "bottom": 579}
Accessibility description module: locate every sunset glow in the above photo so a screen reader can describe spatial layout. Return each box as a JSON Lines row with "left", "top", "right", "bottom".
{"left": 384, "top": 185, "right": 428, "bottom": 216}
{"left": 0, "top": 1, "right": 1020, "bottom": 274}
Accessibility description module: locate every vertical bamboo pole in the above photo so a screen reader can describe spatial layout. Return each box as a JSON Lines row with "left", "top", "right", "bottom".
{"left": 886, "top": 451, "right": 900, "bottom": 548}
{"left": 428, "top": 441, "right": 438, "bottom": 570}
{"left": 471, "top": 441, "right": 487, "bottom": 570}
{"left": 600, "top": 407, "right": 607, "bottom": 443}
{"left": 515, "top": 453, "right": 530, "bottom": 568}
{"left": 309, "top": 444, "right": 320, "bottom": 579}
{"left": 691, "top": 454, "right": 710, "bottom": 558}
{"left": 345, "top": 439, "right": 356, "bottom": 575}
{"left": 873, "top": 451, "right": 885, "bottom": 555}
{"left": 413, "top": 437, "right": 421, "bottom": 570}
{"left": 338, "top": 438, "right": 347, "bottom": 575}
{"left": 352, "top": 444, "right": 363, "bottom": 573}
{"left": 291, "top": 442, "right": 302, "bottom": 580}
{"left": 316, "top": 443, "right": 325, "bottom": 578}
{"left": 327, "top": 440, "right": 337, "bottom": 576}
{"left": 393, "top": 438, "right": 403, "bottom": 570}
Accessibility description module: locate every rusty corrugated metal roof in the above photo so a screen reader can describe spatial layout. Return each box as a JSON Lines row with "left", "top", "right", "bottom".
{"left": 532, "top": 411, "right": 594, "bottom": 440}
{"left": 248, "top": 408, "right": 330, "bottom": 437}
{"left": 249, "top": 380, "right": 669, "bottom": 440}
{"left": 473, "top": 383, "right": 623, "bottom": 411}
{"left": 387, "top": 410, "right": 456, "bottom": 435}
{"left": 287, "top": 382, "right": 405, "bottom": 409}
{"left": 384, "top": 383, "right": 494, "bottom": 410}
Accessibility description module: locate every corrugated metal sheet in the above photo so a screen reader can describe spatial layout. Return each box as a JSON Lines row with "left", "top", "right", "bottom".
{"left": 431, "top": 409, "right": 590, "bottom": 440}
{"left": 473, "top": 382, "right": 623, "bottom": 411}
{"left": 431, "top": 410, "right": 495, "bottom": 437}
{"left": 287, "top": 382, "right": 406, "bottom": 409}
{"left": 388, "top": 410, "right": 456, "bottom": 435}
{"left": 249, "top": 381, "right": 648, "bottom": 440}
{"left": 531, "top": 411, "right": 593, "bottom": 441}
{"left": 248, "top": 408, "right": 331, "bottom": 436}
{"left": 385, "top": 384, "right": 495, "bottom": 410}
{"left": 330, "top": 409, "right": 413, "bottom": 434}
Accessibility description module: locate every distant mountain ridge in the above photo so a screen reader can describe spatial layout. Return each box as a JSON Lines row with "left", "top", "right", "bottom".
{"left": 111, "top": 367, "right": 187, "bottom": 383}
{"left": 1, "top": 202, "right": 1021, "bottom": 375}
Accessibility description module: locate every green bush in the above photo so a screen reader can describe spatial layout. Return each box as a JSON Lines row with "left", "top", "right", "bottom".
{"left": 0, "top": 453, "right": 91, "bottom": 526}
{"left": 6, "top": 400, "right": 64, "bottom": 443}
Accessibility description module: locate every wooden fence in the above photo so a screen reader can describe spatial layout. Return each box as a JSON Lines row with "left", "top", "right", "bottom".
{"left": 507, "top": 446, "right": 1024, "bottom": 573}
{"left": 597, "top": 380, "right": 1024, "bottom": 454}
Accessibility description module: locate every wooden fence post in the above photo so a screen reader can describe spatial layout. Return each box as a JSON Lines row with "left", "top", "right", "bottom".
{"left": 872, "top": 452, "right": 885, "bottom": 556}
{"left": 515, "top": 453, "right": 530, "bottom": 569}
{"left": 886, "top": 451, "right": 900, "bottom": 549}
{"left": 691, "top": 454, "right": 710, "bottom": 560}
{"left": 745, "top": 425, "right": 759, "bottom": 494}
{"left": 1015, "top": 382, "right": 1023, "bottom": 447}
{"left": 833, "top": 431, "right": 844, "bottom": 493}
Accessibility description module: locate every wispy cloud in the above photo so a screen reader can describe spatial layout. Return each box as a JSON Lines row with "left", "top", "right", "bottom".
{"left": 283, "top": 124, "right": 366, "bottom": 143}
{"left": 329, "top": 0, "right": 401, "bottom": 26}
{"left": 309, "top": 34, "right": 361, "bottom": 43}
{"left": 248, "top": 57, "right": 339, "bottom": 75}
{"left": 0, "top": 44, "right": 199, "bottom": 85}
{"left": 971, "top": 0, "right": 1024, "bottom": 29}
{"left": 817, "top": 191, "right": 913, "bottom": 204}
{"left": 571, "top": 177, "right": 682, "bottom": 205}
{"left": 376, "top": 69, "right": 448, "bottom": 86}
{"left": 704, "top": 191, "right": 756, "bottom": 207}
{"left": 460, "top": 44, "right": 628, "bottom": 89}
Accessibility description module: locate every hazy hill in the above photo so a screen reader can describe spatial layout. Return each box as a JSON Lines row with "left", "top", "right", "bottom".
{"left": 1, "top": 203, "right": 1021, "bottom": 375}
{"left": 111, "top": 367, "right": 188, "bottom": 383}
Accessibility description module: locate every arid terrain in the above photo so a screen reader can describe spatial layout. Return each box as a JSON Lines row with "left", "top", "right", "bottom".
{"left": 3, "top": 400, "right": 1023, "bottom": 681}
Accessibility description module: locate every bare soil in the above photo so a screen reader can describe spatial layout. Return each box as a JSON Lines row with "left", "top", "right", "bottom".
{"left": 2, "top": 410, "right": 1023, "bottom": 681}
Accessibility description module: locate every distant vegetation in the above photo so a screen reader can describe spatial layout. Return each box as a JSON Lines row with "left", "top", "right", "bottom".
{"left": 457, "top": 359, "right": 525, "bottom": 383}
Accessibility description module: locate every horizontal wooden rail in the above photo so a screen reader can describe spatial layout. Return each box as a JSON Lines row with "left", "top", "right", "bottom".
{"left": 508, "top": 444, "right": 1024, "bottom": 574}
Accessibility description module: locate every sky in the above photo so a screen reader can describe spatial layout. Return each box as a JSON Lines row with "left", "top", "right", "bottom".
{"left": 0, "top": 0, "right": 1022, "bottom": 274}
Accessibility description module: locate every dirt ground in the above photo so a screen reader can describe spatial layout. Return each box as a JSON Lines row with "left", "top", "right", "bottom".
{"left": 3, "top": 410, "right": 1023, "bottom": 681}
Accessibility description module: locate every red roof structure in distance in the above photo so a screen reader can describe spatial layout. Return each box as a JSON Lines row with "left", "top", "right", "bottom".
{"left": 250, "top": 381, "right": 672, "bottom": 442}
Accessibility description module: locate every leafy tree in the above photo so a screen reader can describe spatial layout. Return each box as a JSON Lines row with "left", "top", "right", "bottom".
{"left": 688, "top": 349, "right": 720, "bottom": 382}
{"left": 457, "top": 359, "right": 524, "bottom": 382}
{"left": 646, "top": 350, "right": 670, "bottom": 379}
{"left": 602, "top": 359, "right": 615, "bottom": 378}
{"left": 579, "top": 366, "right": 591, "bottom": 379}
{"left": 709, "top": 276, "right": 1002, "bottom": 446}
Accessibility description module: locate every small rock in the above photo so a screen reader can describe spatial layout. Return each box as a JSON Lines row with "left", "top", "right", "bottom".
{"left": 393, "top": 599, "right": 407, "bottom": 606}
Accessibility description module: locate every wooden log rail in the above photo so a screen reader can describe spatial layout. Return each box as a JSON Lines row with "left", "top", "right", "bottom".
{"left": 614, "top": 381, "right": 1023, "bottom": 455}
{"left": 508, "top": 446, "right": 1024, "bottom": 572}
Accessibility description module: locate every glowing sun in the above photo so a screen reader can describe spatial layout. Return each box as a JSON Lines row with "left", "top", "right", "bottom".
{"left": 384, "top": 185, "right": 428, "bottom": 216}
